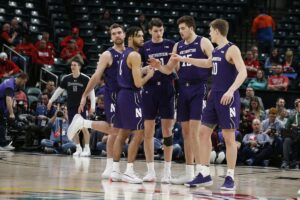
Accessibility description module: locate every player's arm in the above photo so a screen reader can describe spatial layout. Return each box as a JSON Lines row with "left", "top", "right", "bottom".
{"left": 47, "top": 87, "right": 65, "bottom": 109}
{"left": 5, "top": 90, "right": 14, "bottom": 119}
{"left": 148, "top": 43, "right": 179, "bottom": 74}
{"left": 220, "top": 45, "right": 247, "bottom": 105}
{"left": 129, "top": 52, "right": 154, "bottom": 88}
{"left": 88, "top": 89, "right": 96, "bottom": 111}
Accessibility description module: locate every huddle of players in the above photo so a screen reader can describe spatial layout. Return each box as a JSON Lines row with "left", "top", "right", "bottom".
{"left": 67, "top": 15, "right": 247, "bottom": 191}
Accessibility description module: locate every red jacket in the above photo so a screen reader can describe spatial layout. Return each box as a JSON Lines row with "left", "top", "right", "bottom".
{"left": 35, "top": 40, "right": 55, "bottom": 55}
{"left": 32, "top": 48, "right": 54, "bottom": 65}
{"left": 244, "top": 59, "right": 261, "bottom": 78}
{"left": 60, "top": 35, "right": 84, "bottom": 51}
{"left": 60, "top": 46, "right": 86, "bottom": 61}
{"left": 14, "top": 43, "right": 36, "bottom": 57}
{"left": 0, "top": 60, "right": 20, "bottom": 78}
{"left": 0, "top": 31, "right": 11, "bottom": 45}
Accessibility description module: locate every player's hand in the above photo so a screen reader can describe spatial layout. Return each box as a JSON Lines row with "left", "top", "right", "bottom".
{"left": 147, "top": 67, "right": 155, "bottom": 78}
{"left": 220, "top": 90, "right": 234, "bottom": 105}
{"left": 170, "top": 53, "right": 184, "bottom": 62}
{"left": 78, "top": 97, "right": 86, "bottom": 113}
{"left": 9, "top": 113, "right": 15, "bottom": 120}
{"left": 148, "top": 58, "right": 161, "bottom": 69}
{"left": 47, "top": 102, "right": 52, "bottom": 110}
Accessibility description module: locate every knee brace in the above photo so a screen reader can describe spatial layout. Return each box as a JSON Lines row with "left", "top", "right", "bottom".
{"left": 163, "top": 135, "right": 173, "bottom": 146}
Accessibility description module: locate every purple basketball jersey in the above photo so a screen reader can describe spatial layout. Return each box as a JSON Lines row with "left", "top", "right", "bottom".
{"left": 117, "top": 47, "right": 139, "bottom": 91}
{"left": 211, "top": 42, "right": 237, "bottom": 92}
{"left": 177, "top": 36, "right": 210, "bottom": 83}
{"left": 105, "top": 47, "right": 122, "bottom": 92}
{"left": 139, "top": 39, "right": 175, "bottom": 84}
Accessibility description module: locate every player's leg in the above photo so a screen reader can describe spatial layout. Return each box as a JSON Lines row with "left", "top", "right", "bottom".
{"left": 122, "top": 130, "right": 144, "bottom": 184}
{"left": 81, "top": 128, "right": 91, "bottom": 157}
{"left": 143, "top": 119, "right": 156, "bottom": 182}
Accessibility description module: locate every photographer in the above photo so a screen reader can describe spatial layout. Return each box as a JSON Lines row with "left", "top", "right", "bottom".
{"left": 0, "top": 73, "right": 28, "bottom": 150}
{"left": 41, "top": 104, "right": 76, "bottom": 154}
{"left": 241, "top": 119, "right": 272, "bottom": 166}
{"left": 281, "top": 99, "right": 300, "bottom": 169}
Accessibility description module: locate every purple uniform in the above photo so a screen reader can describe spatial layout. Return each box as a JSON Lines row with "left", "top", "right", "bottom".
{"left": 115, "top": 47, "right": 143, "bottom": 130}
{"left": 0, "top": 78, "right": 15, "bottom": 115}
{"left": 202, "top": 42, "right": 240, "bottom": 129}
{"left": 176, "top": 36, "right": 209, "bottom": 122}
{"left": 103, "top": 47, "right": 121, "bottom": 124}
{"left": 139, "top": 39, "right": 175, "bottom": 120}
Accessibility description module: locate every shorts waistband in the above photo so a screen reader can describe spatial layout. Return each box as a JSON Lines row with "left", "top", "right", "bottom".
{"left": 178, "top": 80, "right": 206, "bottom": 87}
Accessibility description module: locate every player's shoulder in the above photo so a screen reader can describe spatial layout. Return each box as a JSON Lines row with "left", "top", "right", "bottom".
{"left": 227, "top": 42, "right": 241, "bottom": 54}
{"left": 163, "top": 39, "right": 175, "bottom": 45}
{"left": 61, "top": 73, "right": 72, "bottom": 81}
{"left": 80, "top": 73, "right": 91, "bottom": 80}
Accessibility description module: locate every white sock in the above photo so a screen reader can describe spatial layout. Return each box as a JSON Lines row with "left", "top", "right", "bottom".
{"left": 84, "top": 144, "right": 90, "bottom": 152}
{"left": 226, "top": 169, "right": 234, "bottom": 180}
{"left": 126, "top": 162, "right": 134, "bottom": 174}
{"left": 83, "top": 120, "right": 92, "bottom": 129}
{"left": 147, "top": 162, "right": 155, "bottom": 173}
{"left": 164, "top": 161, "right": 171, "bottom": 173}
{"left": 195, "top": 164, "right": 202, "bottom": 175}
{"left": 76, "top": 144, "right": 82, "bottom": 151}
{"left": 200, "top": 165, "right": 210, "bottom": 177}
{"left": 106, "top": 158, "right": 113, "bottom": 168}
{"left": 112, "top": 161, "right": 120, "bottom": 172}
{"left": 186, "top": 165, "right": 194, "bottom": 177}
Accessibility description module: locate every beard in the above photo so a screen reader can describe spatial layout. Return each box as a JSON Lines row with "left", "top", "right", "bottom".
{"left": 133, "top": 40, "right": 143, "bottom": 48}
{"left": 114, "top": 38, "right": 124, "bottom": 45}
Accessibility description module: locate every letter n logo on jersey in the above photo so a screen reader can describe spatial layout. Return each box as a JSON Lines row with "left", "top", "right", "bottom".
{"left": 110, "top": 104, "right": 115, "bottom": 112}
{"left": 135, "top": 108, "right": 142, "bottom": 118}
{"left": 230, "top": 107, "right": 236, "bottom": 118}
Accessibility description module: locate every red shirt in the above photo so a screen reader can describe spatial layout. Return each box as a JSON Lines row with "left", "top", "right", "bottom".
{"left": 60, "top": 35, "right": 84, "bottom": 51}
{"left": 60, "top": 46, "right": 86, "bottom": 61}
{"left": 268, "top": 75, "right": 289, "bottom": 91}
{"left": 0, "top": 60, "right": 20, "bottom": 78}
{"left": 35, "top": 41, "right": 55, "bottom": 55}
{"left": 0, "top": 31, "right": 11, "bottom": 44}
{"left": 244, "top": 59, "right": 260, "bottom": 78}
{"left": 14, "top": 43, "right": 36, "bottom": 57}
{"left": 32, "top": 48, "right": 54, "bottom": 65}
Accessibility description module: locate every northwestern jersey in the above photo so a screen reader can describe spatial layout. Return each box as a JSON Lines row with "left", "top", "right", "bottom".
{"left": 104, "top": 47, "right": 122, "bottom": 92}
{"left": 0, "top": 78, "right": 16, "bottom": 113}
{"left": 139, "top": 39, "right": 175, "bottom": 83}
{"left": 118, "top": 47, "right": 140, "bottom": 90}
{"left": 211, "top": 42, "right": 237, "bottom": 92}
{"left": 177, "top": 36, "right": 210, "bottom": 83}
{"left": 60, "top": 73, "right": 90, "bottom": 108}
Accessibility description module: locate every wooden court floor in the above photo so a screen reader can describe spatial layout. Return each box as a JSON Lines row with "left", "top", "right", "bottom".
{"left": 0, "top": 152, "right": 299, "bottom": 199}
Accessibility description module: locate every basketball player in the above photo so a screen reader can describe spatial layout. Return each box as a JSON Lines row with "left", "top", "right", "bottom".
{"left": 47, "top": 59, "right": 95, "bottom": 157}
{"left": 170, "top": 19, "right": 247, "bottom": 190}
{"left": 139, "top": 18, "right": 175, "bottom": 183}
{"left": 68, "top": 24, "right": 125, "bottom": 179}
{"left": 149, "top": 16, "right": 214, "bottom": 185}
{"left": 110, "top": 26, "right": 154, "bottom": 184}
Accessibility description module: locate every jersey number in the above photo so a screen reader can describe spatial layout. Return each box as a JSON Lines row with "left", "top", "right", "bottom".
{"left": 212, "top": 62, "right": 218, "bottom": 75}
{"left": 73, "top": 86, "right": 77, "bottom": 92}
{"left": 181, "top": 54, "right": 192, "bottom": 67}
{"left": 119, "top": 60, "right": 123, "bottom": 75}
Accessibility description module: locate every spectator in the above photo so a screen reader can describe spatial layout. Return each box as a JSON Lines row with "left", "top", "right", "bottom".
{"left": 10, "top": 17, "right": 29, "bottom": 45}
{"left": 96, "top": 10, "right": 114, "bottom": 32}
{"left": 239, "top": 104, "right": 256, "bottom": 135}
{"left": 13, "top": 35, "right": 36, "bottom": 68}
{"left": 267, "top": 64, "right": 289, "bottom": 91}
{"left": 281, "top": 99, "right": 300, "bottom": 169}
{"left": 248, "top": 69, "right": 267, "bottom": 90}
{"left": 277, "top": 108, "right": 288, "bottom": 127}
{"left": 14, "top": 89, "right": 28, "bottom": 112}
{"left": 241, "top": 86, "right": 264, "bottom": 109}
{"left": 134, "top": 13, "right": 148, "bottom": 39}
{"left": 60, "top": 27, "right": 84, "bottom": 51}
{"left": 0, "top": 52, "right": 21, "bottom": 78}
{"left": 0, "top": 23, "right": 18, "bottom": 47}
{"left": 264, "top": 48, "right": 282, "bottom": 69}
{"left": 0, "top": 73, "right": 28, "bottom": 150}
{"left": 251, "top": 45, "right": 259, "bottom": 61}
{"left": 282, "top": 49, "right": 298, "bottom": 73}
{"left": 244, "top": 50, "right": 261, "bottom": 79}
{"left": 249, "top": 96, "right": 266, "bottom": 121}
{"left": 241, "top": 119, "right": 272, "bottom": 166}
{"left": 32, "top": 39, "right": 54, "bottom": 65}
{"left": 266, "top": 97, "right": 289, "bottom": 118}
{"left": 43, "top": 80, "right": 56, "bottom": 98}
{"left": 251, "top": 8, "right": 275, "bottom": 55}
{"left": 41, "top": 105, "right": 76, "bottom": 154}
{"left": 35, "top": 32, "right": 55, "bottom": 56}
{"left": 60, "top": 39, "right": 86, "bottom": 64}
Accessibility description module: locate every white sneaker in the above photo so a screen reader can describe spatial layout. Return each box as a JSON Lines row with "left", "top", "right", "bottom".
{"left": 210, "top": 151, "right": 216, "bottom": 164}
{"left": 81, "top": 150, "right": 91, "bottom": 157}
{"left": 143, "top": 171, "right": 156, "bottom": 182}
{"left": 0, "top": 142, "right": 15, "bottom": 151}
{"left": 73, "top": 148, "right": 82, "bottom": 156}
{"left": 170, "top": 174, "right": 194, "bottom": 185}
{"left": 102, "top": 167, "right": 112, "bottom": 179}
{"left": 67, "top": 114, "right": 84, "bottom": 140}
{"left": 122, "top": 171, "right": 143, "bottom": 184}
{"left": 161, "top": 172, "right": 171, "bottom": 184}
{"left": 216, "top": 152, "right": 225, "bottom": 164}
{"left": 110, "top": 170, "right": 122, "bottom": 182}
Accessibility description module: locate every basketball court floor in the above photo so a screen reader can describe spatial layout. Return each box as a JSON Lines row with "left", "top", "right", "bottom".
{"left": 0, "top": 152, "right": 299, "bottom": 199}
